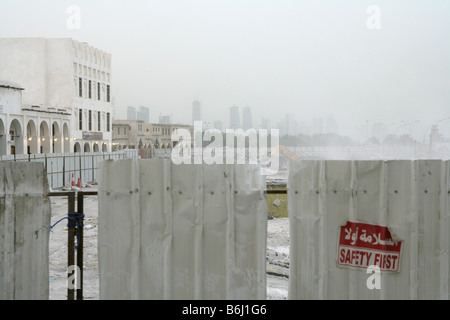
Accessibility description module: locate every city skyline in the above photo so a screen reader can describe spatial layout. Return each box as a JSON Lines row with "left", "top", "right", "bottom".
{"left": 1, "top": 1, "right": 449, "bottom": 140}
{"left": 123, "top": 99, "right": 442, "bottom": 143}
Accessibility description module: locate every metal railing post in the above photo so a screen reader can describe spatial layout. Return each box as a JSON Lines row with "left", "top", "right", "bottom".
{"left": 67, "top": 191, "right": 76, "bottom": 300}
{"left": 76, "top": 192, "right": 84, "bottom": 300}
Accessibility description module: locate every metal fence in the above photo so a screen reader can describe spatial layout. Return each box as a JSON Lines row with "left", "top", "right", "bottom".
{"left": 0, "top": 162, "right": 51, "bottom": 300}
{"left": 288, "top": 159, "right": 450, "bottom": 299}
{"left": 0, "top": 150, "right": 139, "bottom": 189}
{"left": 97, "top": 159, "right": 268, "bottom": 299}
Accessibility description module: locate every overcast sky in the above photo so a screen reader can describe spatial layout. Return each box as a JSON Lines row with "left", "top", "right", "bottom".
{"left": 1, "top": 0, "right": 449, "bottom": 139}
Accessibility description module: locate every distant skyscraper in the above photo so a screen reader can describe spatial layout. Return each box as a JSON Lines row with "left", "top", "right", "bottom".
{"left": 159, "top": 115, "right": 171, "bottom": 124}
{"left": 127, "top": 106, "right": 136, "bottom": 120}
{"left": 242, "top": 107, "right": 253, "bottom": 130}
{"left": 137, "top": 106, "right": 149, "bottom": 123}
{"left": 192, "top": 100, "right": 201, "bottom": 124}
{"left": 230, "top": 106, "right": 240, "bottom": 129}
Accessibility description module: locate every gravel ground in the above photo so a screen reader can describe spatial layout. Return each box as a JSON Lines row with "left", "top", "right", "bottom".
{"left": 266, "top": 217, "right": 290, "bottom": 300}
{"left": 48, "top": 187, "right": 290, "bottom": 300}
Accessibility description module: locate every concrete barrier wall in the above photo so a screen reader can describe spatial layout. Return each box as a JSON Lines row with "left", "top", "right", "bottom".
{"left": 288, "top": 160, "right": 449, "bottom": 299}
{"left": 0, "top": 162, "right": 51, "bottom": 300}
{"left": 97, "top": 159, "right": 267, "bottom": 300}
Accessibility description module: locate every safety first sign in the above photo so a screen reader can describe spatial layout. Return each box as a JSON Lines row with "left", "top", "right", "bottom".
{"left": 337, "top": 221, "right": 402, "bottom": 272}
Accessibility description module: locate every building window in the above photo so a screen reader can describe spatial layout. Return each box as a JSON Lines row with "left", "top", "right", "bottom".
{"left": 107, "top": 85, "right": 110, "bottom": 102}
{"left": 79, "top": 78, "right": 82, "bottom": 97}
{"left": 106, "top": 113, "right": 110, "bottom": 132}
{"left": 88, "top": 110, "right": 92, "bottom": 131}
{"left": 79, "top": 109, "right": 83, "bottom": 130}
{"left": 98, "top": 83, "right": 101, "bottom": 100}
{"left": 98, "top": 111, "right": 101, "bottom": 131}
{"left": 89, "top": 80, "right": 92, "bottom": 99}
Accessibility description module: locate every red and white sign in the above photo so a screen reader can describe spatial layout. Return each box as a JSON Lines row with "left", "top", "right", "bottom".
{"left": 337, "top": 221, "right": 402, "bottom": 272}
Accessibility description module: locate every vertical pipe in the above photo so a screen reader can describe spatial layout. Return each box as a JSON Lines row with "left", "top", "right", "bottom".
{"left": 67, "top": 192, "right": 75, "bottom": 300}
{"left": 62, "top": 155, "right": 65, "bottom": 186}
{"left": 79, "top": 154, "right": 82, "bottom": 186}
{"left": 76, "top": 192, "right": 84, "bottom": 300}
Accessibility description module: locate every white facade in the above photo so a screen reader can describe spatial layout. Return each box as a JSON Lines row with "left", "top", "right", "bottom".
{"left": 0, "top": 38, "right": 112, "bottom": 155}
{"left": 0, "top": 81, "right": 71, "bottom": 156}
{"left": 112, "top": 119, "right": 194, "bottom": 151}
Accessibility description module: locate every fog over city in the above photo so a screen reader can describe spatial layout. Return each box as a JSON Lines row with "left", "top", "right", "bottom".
{"left": 1, "top": 0, "right": 449, "bottom": 141}
{"left": 1, "top": 1, "right": 450, "bottom": 303}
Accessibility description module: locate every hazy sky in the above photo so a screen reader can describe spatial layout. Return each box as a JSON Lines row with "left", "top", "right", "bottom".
{"left": 1, "top": 0, "right": 449, "bottom": 139}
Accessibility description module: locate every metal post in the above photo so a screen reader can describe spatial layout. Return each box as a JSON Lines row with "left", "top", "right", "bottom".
{"left": 62, "top": 155, "right": 65, "bottom": 186}
{"left": 48, "top": 191, "right": 97, "bottom": 301}
{"left": 76, "top": 192, "right": 84, "bottom": 300}
{"left": 79, "top": 153, "right": 82, "bottom": 186}
{"left": 67, "top": 191, "right": 76, "bottom": 300}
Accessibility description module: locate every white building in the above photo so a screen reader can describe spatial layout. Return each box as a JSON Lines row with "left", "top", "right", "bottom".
{"left": 0, "top": 38, "right": 112, "bottom": 154}
{"left": 0, "top": 80, "right": 72, "bottom": 156}
{"left": 112, "top": 119, "right": 194, "bottom": 151}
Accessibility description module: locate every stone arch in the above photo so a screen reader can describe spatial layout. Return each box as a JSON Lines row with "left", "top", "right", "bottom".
{"left": 40, "top": 121, "right": 51, "bottom": 154}
{"left": 74, "top": 142, "right": 81, "bottom": 153}
{"left": 63, "top": 122, "right": 70, "bottom": 153}
{"left": 93, "top": 143, "right": 99, "bottom": 152}
{"left": 26, "top": 119, "right": 38, "bottom": 154}
{"left": 52, "top": 121, "right": 62, "bottom": 153}
{"left": 102, "top": 143, "right": 108, "bottom": 152}
{"left": 9, "top": 118, "right": 23, "bottom": 155}
{"left": 0, "top": 118, "right": 6, "bottom": 156}
{"left": 84, "top": 142, "right": 91, "bottom": 152}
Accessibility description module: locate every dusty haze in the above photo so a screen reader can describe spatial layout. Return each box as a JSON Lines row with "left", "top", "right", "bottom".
{"left": 1, "top": 0, "right": 449, "bottom": 139}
